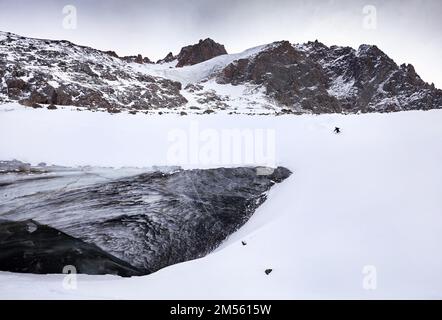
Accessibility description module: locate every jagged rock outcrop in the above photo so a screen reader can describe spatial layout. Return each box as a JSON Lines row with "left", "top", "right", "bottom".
{"left": 297, "top": 41, "right": 442, "bottom": 112}
{"left": 0, "top": 31, "right": 440, "bottom": 114}
{"left": 156, "top": 52, "right": 175, "bottom": 64}
{"left": 175, "top": 38, "right": 227, "bottom": 67}
{"left": 104, "top": 50, "right": 119, "bottom": 58}
{"left": 218, "top": 41, "right": 341, "bottom": 113}
{"left": 217, "top": 40, "right": 442, "bottom": 113}
{"left": 121, "top": 54, "right": 152, "bottom": 64}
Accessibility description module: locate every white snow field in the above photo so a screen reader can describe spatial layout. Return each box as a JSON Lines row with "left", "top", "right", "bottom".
{"left": 0, "top": 104, "right": 441, "bottom": 299}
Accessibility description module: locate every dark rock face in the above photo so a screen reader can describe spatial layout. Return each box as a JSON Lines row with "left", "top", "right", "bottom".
{"left": 0, "top": 219, "right": 143, "bottom": 276}
{"left": 104, "top": 50, "right": 119, "bottom": 58}
{"left": 0, "top": 163, "right": 291, "bottom": 276}
{"left": 121, "top": 54, "right": 152, "bottom": 64}
{"left": 19, "top": 85, "right": 74, "bottom": 106}
{"left": 217, "top": 40, "right": 442, "bottom": 113}
{"left": 218, "top": 41, "right": 340, "bottom": 113}
{"left": 176, "top": 38, "right": 227, "bottom": 67}
{"left": 0, "top": 32, "right": 187, "bottom": 112}
{"left": 156, "top": 52, "right": 175, "bottom": 64}
{"left": 142, "top": 56, "right": 152, "bottom": 64}
{"left": 298, "top": 41, "right": 442, "bottom": 112}
{"left": 1, "top": 31, "right": 440, "bottom": 114}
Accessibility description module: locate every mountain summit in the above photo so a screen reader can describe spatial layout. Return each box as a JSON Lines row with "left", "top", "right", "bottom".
{"left": 0, "top": 31, "right": 440, "bottom": 115}
{"left": 175, "top": 38, "right": 227, "bottom": 67}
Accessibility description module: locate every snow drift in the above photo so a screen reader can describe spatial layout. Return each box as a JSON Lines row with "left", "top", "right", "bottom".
{"left": 0, "top": 104, "right": 441, "bottom": 299}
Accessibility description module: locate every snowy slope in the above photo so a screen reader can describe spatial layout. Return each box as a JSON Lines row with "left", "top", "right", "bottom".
{"left": 0, "top": 104, "right": 441, "bottom": 299}
{"left": 127, "top": 43, "right": 282, "bottom": 114}
{"left": 0, "top": 31, "right": 187, "bottom": 111}
{"left": 3, "top": 31, "right": 440, "bottom": 115}
{"left": 130, "top": 44, "right": 269, "bottom": 85}
{"left": 0, "top": 32, "right": 278, "bottom": 114}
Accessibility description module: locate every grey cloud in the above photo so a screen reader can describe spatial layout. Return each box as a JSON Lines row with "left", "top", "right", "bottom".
{"left": 0, "top": 0, "right": 440, "bottom": 86}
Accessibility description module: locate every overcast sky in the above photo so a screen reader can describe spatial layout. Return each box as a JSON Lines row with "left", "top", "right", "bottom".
{"left": 1, "top": 0, "right": 441, "bottom": 87}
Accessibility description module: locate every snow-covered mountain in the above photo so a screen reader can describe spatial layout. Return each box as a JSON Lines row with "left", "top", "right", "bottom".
{"left": 1, "top": 31, "right": 440, "bottom": 115}
{"left": 1, "top": 30, "right": 442, "bottom": 299}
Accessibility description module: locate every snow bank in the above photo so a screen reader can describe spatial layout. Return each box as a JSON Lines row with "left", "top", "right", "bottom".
{"left": 0, "top": 104, "right": 441, "bottom": 299}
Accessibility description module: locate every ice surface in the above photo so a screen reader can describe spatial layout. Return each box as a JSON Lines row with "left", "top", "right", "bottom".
{"left": 0, "top": 163, "right": 290, "bottom": 274}
{"left": 0, "top": 104, "right": 441, "bottom": 298}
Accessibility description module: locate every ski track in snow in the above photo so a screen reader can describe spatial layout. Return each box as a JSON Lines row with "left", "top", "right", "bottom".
{"left": 0, "top": 104, "right": 442, "bottom": 299}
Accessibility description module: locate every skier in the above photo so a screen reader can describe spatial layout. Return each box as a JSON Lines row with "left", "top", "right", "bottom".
{"left": 334, "top": 127, "right": 341, "bottom": 134}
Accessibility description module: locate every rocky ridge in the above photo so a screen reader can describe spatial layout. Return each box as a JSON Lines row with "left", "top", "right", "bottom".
{"left": 0, "top": 31, "right": 440, "bottom": 114}
{"left": 217, "top": 40, "right": 442, "bottom": 113}
{"left": 0, "top": 32, "right": 186, "bottom": 112}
